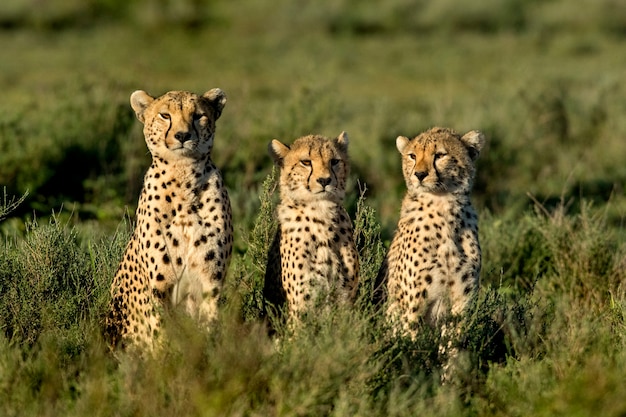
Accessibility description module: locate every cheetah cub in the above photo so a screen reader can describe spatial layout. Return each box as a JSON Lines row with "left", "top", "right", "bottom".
{"left": 264, "top": 132, "right": 359, "bottom": 321}
{"left": 377, "top": 127, "right": 485, "bottom": 337}
{"left": 106, "top": 89, "right": 233, "bottom": 350}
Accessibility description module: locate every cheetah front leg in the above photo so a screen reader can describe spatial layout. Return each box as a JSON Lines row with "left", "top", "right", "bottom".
{"left": 196, "top": 276, "right": 222, "bottom": 324}
{"left": 171, "top": 270, "right": 221, "bottom": 325}
{"left": 338, "top": 241, "right": 359, "bottom": 303}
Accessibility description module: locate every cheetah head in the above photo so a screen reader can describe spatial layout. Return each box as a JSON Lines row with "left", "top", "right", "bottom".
{"left": 269, "top": 132, "right": 350, "bottom": 203}
{"left": 396, "top": 127, "right": 485, "bottom": 196}
{"left": 130, "top": 89, "right": 227, "bottom": 160}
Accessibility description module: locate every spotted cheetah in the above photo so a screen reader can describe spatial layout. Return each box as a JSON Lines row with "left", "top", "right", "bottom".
{"left": 376, "top": 127, "right": 485, "bottom": 337}
{"left": 264, "top": 132, "right": 359, "bottom": 321}
{"left": 105, "top": 89, "right": 233, "bottom": 350}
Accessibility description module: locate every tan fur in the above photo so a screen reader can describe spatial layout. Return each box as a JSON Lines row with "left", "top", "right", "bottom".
{"left": 106, "top": 89, "right": 233, "bottom": 350}
{"left": 376, "top": 127, "right": 485, "bottom": 336}
{"left": 264, "top": 132, "right": 359, "bottom": 319}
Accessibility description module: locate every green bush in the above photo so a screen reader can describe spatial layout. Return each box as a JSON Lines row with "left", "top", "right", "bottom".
{"left": 0, "top": 216, "right": 121, "bottom": 346}
{"left": 1, "top": 176, "right": 626, "bottom": 416}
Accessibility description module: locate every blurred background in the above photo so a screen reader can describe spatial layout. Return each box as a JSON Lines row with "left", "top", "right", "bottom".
{"left": 1, "top": 0, "right": 625, "bottom": 242}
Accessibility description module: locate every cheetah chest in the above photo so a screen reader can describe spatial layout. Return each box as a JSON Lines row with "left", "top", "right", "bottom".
{"left": 277, "top": 201, "right": 353, "bottom": 306}
{"left": 389, "top": 195, "right": 480, "bottom": 316}
{"left": 137, "top": 168, "right": 232, "bottom": 303}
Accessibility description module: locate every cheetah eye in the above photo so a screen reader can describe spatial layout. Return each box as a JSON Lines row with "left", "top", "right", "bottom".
{"left": 330, "top": 158, "right": 340, "bottom": 166}
{"left": 434, "top": 152, "right": 447, "bottom": 160}
{"left": 158, "top": 113, "right": 171, "bottom": 120}
{"left": 192, "top": 113, "right": 206, "bottom": 121}
{"left": 300, "top": 159, "right": 312, "bottom": 167}
{"left": 408, "top": 153, "right": 416, "bottom": 161}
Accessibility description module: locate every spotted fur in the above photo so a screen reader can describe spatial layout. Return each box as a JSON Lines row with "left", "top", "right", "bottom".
{"left": 376, "top": 127, "right": 485, "bottom": 336}
{"left": 264, "top": 132, "right": 359, "bottom": 319}
{"left": 105, "top": 89, "right": 233, "bottom": 350}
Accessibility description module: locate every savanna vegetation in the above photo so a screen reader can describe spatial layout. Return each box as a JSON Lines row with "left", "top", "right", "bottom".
{"left": 1, "top": 0, "right": 626, "bottom": 415}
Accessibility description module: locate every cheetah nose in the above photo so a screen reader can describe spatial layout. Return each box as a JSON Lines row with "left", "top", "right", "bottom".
{"left": 415, "top": 171, "right": 428, "bottom": 181}
{"left": 317, "top": 177, "right": 332, "bottom": 187}
{"left": 174, "top": 131, "right": 192, "bottom": 143}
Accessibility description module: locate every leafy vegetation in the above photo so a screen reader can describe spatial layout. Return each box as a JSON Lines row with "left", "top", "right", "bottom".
{"left": 1, "top": 0, "right": 626, "bottom": 415}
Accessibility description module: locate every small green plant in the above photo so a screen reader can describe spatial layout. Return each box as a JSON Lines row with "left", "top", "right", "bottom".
{"left": 0, "top": 188, "right": 27, "bottom": 222}
{"left": 231, "top": 168, "right": 278, "bottom": 322}
{"left": 0, "top": 214, "right": 121, "bottom": 348}
{"left": 353, "top": 183, "right": 385, "bottom": 309}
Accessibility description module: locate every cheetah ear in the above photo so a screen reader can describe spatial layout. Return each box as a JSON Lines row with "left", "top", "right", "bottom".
{"left": 268, "top": 139, "right": 290, "bottom": 166}
{"left": 129, "top": 90, "right": 155, "bottom": 124}
{"left": 396, "top": 136, "right": 410, "bottom": 153}
{"left": 202, "top": 88, "right": 227, "bottom": 120}
{"left": 336, "top": 131, "right": 349, "bottom": 151}
{"left": 461, "top": 130, "right": 486, "bottom": 161}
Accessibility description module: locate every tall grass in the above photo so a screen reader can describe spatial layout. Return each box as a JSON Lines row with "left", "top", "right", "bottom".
{"left": 2, "top": 180, "right": 626, "bottom": 415}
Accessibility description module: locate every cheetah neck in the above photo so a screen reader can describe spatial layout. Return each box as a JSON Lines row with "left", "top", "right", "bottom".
{"left": 401, "top": 192, "right": 471, "bottom": 219}
{"left": 148, "top": 156, "right": 218, "bottom": 191}
{"left": 277, "top": 198, "right": 341, "bottom": 219}
{"left": 280, "top": 197, "right": 339, "bottom": 206}
{"left": 136, "top": 156, "right": 223, "bottom": 224}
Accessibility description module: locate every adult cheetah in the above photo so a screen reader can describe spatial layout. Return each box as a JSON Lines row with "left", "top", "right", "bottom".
{"left": 106, "top": 89, "right": 233, "bottom": 350}
{"left": 264, "top": 132, "right": 359, "bottom": 321}
{"left": 376, "top": 127, "right": 485, "bottom": 337}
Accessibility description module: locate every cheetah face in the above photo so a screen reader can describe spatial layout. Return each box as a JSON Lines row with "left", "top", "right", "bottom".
{"left": 269, "top": 132, "right": 350, "bottom": 203}
{"left": 130, "top": 89, "right": 227, "bottom": 160}
{"left": 396, "top": 127, "right": 485, "bottom": 195}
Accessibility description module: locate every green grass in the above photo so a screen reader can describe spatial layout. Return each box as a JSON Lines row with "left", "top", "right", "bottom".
{"left": 1, "top": 0, "right": 626, "bottom": 415}
{"left": 2, "top": 199, "right": 625, "bottom": 416}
